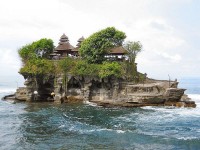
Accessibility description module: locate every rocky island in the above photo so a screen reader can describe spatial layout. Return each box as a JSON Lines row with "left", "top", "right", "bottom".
{"left": 4, "top": 27, "right": 196, "bottom": 108}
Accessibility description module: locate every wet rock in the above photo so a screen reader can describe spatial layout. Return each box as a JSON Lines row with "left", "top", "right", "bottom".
{"left": 164, "top": 88, "right": 186, "bottom": 102}
{"left": 184, "top": 101, "right": 196, "bottom": 108}
{"left": 15, "top": 87, "right": 27, "bottom": 101}
{"left": 176, "top": 102, "right": 185, "bottom": 107}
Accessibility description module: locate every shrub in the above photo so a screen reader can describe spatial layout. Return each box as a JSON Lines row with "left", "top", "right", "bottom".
{"left": 99, "top": 61, "right": 124, "bottom": 78}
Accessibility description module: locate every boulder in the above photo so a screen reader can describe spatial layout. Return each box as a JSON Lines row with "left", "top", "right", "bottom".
{"left": 176, "top": 102, "right": 185, "bottom": 107}
{"left": 164, "top": 88, "right": 185, "bottom": 102}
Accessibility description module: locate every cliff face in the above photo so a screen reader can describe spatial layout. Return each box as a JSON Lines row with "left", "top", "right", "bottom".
{"left": 15, "top": 75, "right": 196, "bottom": 107}
{"left": 16, "top": 76, "right": 54, "bottom": 102}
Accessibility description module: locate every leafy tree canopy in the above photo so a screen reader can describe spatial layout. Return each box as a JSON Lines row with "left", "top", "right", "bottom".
{"left": 99, "top": 61, "right": 124, "bottom": 78}
{"left": 123, "top": 41, "right": 142, "bottom": 63}
{"left": 19, "top": 58, "right": 55, "bottom": 76}
{"left": 18, "top": 38, "right": 54, "bottom": 62}
{"left": 72, "top": 60, "right": 100, "bottom": 76}
{"left": 59, "top": 57, "right": 75, "bottom": 73}
{"left": 79, "top": 27, "right": 126, "bottom": 64}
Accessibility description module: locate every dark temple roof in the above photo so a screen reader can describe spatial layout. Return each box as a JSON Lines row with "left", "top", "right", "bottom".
{"left": 77, "top": 36, "right": 85, "bottom": 42}
{"left": 55, "top": 33, "right": 74, "bottom": 51}
{"left": 108, "top": 46, "right": 127, "bottom": 55}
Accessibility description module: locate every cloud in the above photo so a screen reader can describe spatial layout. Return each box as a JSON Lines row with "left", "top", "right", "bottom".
{"left": 0, "top": 0, "right": 199, "bottom": 79}
{"left": 0, "top": 48, "right": 21, "bottom": 75}
{"left": 158, "top": 52, "right": 182, "bottom": 63}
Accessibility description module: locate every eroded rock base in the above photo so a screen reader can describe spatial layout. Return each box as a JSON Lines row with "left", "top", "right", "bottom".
{"left": 10, "top": 76, "right": 196, "bottom": 108}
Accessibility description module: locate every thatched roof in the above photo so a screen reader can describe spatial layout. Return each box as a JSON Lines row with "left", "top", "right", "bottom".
{"left": 76, "top": 42, "right": 81, "bottom": 47}
{"left": 71, "top": 47, "right": 79, "bottom": 52}
{"left": 55, "top": 33, "right": 74, "bottom": 51}
{"left": 76, "top": 36, "right": 84, "bottom": 47}
{"left": 77, "top": 36, "right": 85, "bottom": 42}
{"left": 108, "top": 46, "right": 127, "bottom": 55}
{"left": 55, "top": 42, "right": 74, "bottom": 51}
{"left": 60, "top": 34, "right": 69, "bottom": 42}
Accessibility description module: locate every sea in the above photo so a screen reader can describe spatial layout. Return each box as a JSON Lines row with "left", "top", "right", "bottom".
{"left": 0, "top": 77, "right": 200, "bottom": 150}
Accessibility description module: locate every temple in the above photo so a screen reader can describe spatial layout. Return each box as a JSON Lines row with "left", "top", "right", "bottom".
{"left": 106, "top": 46, "right": 127, "bottom": 61}
{"left": 50, "top": 33, "right": 127, "bottom": 60}
{"left": 71, "top": 36, "right": 85, "bottom": 57}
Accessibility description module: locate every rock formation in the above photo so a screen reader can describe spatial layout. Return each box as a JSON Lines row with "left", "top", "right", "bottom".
{"left": 11, "top": 74, "right": 196, "bottom": 108}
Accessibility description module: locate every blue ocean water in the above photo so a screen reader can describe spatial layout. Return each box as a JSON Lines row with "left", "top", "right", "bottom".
{"left": 0, "top": 78, "right": 200, "bottom": 150}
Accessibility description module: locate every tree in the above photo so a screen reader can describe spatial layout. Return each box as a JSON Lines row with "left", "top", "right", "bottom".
{"left": 19, "top": 58, "right": 55, "bottom": 76}
{"left": 19, "top": 58, "right": 55, "bottom": 91}
{"left": 123, "top": 41, "right": 142, "bottom": 81}
{"left": 32, "top": 38, "right": 54, "bottom": 58}
{"left": 79, "top": 27, "right": 126, "bottom": 64}
{"left": 99, "top": 62, "right": 124, "bottom": 78}
{"left": 124, "top": 41, "right": 142, "bottom": 63}
{"left": 18, "top": 38, "right": 54, "bottom": 62}
{"left": 72, "top": 60, "right": 100, "bottom": 76}
{"left": 58, "top": 57, "right": 75, "bottom": 96}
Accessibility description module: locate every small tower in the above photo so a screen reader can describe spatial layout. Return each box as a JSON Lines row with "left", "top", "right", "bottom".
{"left": 54, "top": 34, "right": 74, "bottom": 57}
{"left": 71, "top": 36, "right": 85, "bottom": 57}
{"left": 76, "top": 36, "right": 85, "bottom": 47}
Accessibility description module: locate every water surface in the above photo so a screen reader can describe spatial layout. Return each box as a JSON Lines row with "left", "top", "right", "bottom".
{"left": 0, "top": 78, "right": 200, "bottom": 150}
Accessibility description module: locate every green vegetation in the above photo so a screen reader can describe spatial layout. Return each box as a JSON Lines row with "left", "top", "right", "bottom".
{"left": 123, "top": 41, "right": 142, "bottom": 81}
{"left": 18, "top": 38, "right": 55, "bottom": 89}
{"left": 19, "top": 58, "right": 54, "bottom": 76}
{"left": 124, "top": 61, "right": 138, "bottom": 81}
{"left": 99, "top": 62, "right": 124, "bottom": 78}
{"left": 19, "top": 38, "right": 55, "bottom": 75}
{"left": 79, "top": 27, "right": 126, "bottom": 64}
{"left": 19, "top": 58, "right": 55, "bottom": 89}
{"left": 18, "top": 27, "right": 144, "bottom": 85}
{"left": 124, "top": 41, "right": 142, "bottom": 63}
{"left": 58, "top": 57, "right": 75, "bottom": 94}
{"left": 18, "top": 38, "right": 54, "bottom": 62}
{"left": 59, "top": 57, "right": 75, "bottom": 74}
{"left": 57, "top": 58, "right": 123, "bottom": 79}
{"left": 72, "top": 60, "right": 100, "bottom": 76}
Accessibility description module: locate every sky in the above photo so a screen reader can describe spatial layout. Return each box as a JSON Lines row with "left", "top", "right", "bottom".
{"left": 0, "top": 0, "right": 199, "bottom": 84}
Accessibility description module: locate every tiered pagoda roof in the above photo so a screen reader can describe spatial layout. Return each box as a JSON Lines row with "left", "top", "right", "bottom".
{"left": 55, "top": 34, "right": 74, "bottom": 51}
{"left": 72, "top": 36, "right": 85, "bottom": 53}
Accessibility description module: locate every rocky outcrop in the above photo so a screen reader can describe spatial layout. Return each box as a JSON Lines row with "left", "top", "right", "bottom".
{"left": 13, "top": 75, "right": 54, "bottom": 102}
{"left": 15, "top": 87, "right": 27, "bottom": 101}
{"left": 164, "top": 88, "right": 185, "bottom": 102}
{"left": 11, "top": 74, "right": 196, "bottom": 108}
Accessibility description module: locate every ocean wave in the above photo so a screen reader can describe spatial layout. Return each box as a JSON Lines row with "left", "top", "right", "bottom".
{"left": 67, "top": 124, "right": 127, "bottom": 135}
{"left": 176, "top": 136, "right": 200, "bottom": 140}
{"left": 142, "top": 106, "right": 200, "bottom": 117}
{"left": 188, "top": 94, "right": 200, "bottom": 101}
{"left": 0, "top": 88, "right": 16, "bottom": 94}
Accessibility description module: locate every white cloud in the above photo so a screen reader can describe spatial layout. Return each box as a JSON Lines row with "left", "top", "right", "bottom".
{"left": 0, "top": 48, "right": 21, "bottom": 74}
{"left": 158, "top": 52, "right": 182, "bottom": 63}
{"left": 0, "top": 0, "right": 199, "bottom": 79}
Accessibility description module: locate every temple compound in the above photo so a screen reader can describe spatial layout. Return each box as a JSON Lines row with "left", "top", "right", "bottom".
{"left": 50, "top": 34, "right": 127, "bottom": 61}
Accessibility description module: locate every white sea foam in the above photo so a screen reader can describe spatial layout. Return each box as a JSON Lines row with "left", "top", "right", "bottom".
{"left": 188, "top": 94, "right": 200, "bottom": 101}
{"left": 58, "top": 125, "right": 65, "bottom": 128}
{"left": 177, "top": 136, "right": 199, "bottom": 140}
{"left": 116, "top": 130, "right": 125, "bottom": 133}
{"left": 84, "top": 101, "right": 98, "bottom": 107}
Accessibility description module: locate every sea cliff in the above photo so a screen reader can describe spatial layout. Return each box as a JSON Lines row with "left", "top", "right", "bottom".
{"left": 10, "top": 74, "right": 196, "bottom": 108}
